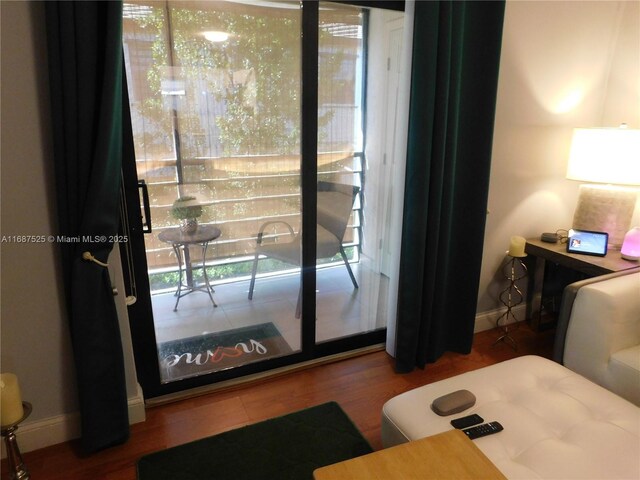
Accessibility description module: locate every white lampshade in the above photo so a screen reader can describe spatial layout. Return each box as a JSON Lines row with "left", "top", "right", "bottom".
{"left": 566, "top": 126, "right": 640, "bottom": 248}
{"left": 566, "top": 127, "right": 640, "bottom": 185}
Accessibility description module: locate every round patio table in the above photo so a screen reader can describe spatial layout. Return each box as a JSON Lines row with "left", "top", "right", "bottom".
{"left": 158, "top": 224, "right": 221, "bottom": 311}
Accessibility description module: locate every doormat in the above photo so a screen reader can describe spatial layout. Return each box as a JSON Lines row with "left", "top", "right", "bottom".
{"left": 137, "top": 402, "right": 373, "bottom": 480}
{"left": 158, "top": 322, "right": 292, "bottom": 382}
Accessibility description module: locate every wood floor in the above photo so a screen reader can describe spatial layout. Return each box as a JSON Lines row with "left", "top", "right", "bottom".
{"left": 3, "top": 324, "right": 554, "bottom": 480}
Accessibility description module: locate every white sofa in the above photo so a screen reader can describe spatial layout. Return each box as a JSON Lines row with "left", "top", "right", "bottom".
{"left": 382, "top": 271, "right": 640, "bottom": 479}
{"left": 555, "top": 270, "right": 640, "bottom": 406}
{"left": 382, "top": 355, "right": 639, "bottom": 479}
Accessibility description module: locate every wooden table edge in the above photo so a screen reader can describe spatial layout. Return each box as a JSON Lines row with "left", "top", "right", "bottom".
{"left": 313, "top": 429, "right": 507, "bottom": 480}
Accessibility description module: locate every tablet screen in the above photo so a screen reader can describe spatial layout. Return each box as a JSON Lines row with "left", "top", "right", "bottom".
{"left": 566, "top": 229, "right": 608, "bottom": 256}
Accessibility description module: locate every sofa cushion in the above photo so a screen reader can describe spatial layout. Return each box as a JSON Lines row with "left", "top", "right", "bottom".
{"left": 610, "top": 345, "right": 640, "bottom": 406}
{"left": 381, "top": 355, "right": 639, "bottom": 479}
{"left": 612, "top": 345, "right": 640, "bottom": 371}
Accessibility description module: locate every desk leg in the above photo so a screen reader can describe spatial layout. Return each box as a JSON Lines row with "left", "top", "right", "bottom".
{"left": 525, "top": 254, "right": 543, "bottom": 330}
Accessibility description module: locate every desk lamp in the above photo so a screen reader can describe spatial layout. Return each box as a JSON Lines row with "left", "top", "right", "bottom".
{"left": 566, "top": 126, "right": 640, "bottom": 248}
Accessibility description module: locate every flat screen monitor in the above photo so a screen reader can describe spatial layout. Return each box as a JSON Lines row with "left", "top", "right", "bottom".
{"left": 566, "top": 229, "right": 608, "bottom": 257}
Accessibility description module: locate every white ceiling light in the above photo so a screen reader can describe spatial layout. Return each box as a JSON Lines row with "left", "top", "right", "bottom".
{"left": 203, "top": 31, "right": 230, "bottom": 43}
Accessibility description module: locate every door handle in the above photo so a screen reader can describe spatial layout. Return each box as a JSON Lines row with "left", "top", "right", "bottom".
{"left": 138, "top": 180, "right": 152, "bottom": 233}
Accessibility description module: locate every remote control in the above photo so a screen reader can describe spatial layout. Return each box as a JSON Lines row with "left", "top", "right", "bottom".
{"left": 462, "top": 421, "right": 503, "bottom": 440}
{"left": 451, "top": 413, "right": 484, "bottom": 429}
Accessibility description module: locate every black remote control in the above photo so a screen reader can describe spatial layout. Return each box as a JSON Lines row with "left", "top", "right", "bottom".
{"left": 462, "top": 421, "right": 503, "bottom": 440}
{"left": 451, "top": 413, "right": 484, "bottom": 429}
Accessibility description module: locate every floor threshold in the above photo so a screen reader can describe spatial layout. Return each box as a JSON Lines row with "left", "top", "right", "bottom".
{"left": 145, "top": 343, "right": 386, "bottom": 407}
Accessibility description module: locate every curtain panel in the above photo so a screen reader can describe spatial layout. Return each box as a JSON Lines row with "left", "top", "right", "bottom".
{"left": 395, "top": 1, "right": 505, "bottom": 372}
{"left": 46, "top": 1, "right": 129, "bottom": 452}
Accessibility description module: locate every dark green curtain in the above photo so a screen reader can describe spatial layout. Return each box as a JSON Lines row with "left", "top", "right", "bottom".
{"left": 395, "top": 1, "right": 505, "bottom": 372}
{"left": 46, "top": 2, "right": 129, "bottom": 452}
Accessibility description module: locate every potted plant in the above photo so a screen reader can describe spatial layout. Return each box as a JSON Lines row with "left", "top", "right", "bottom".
{"left": 171, "top": 196, "right": 203, "bottom": 233}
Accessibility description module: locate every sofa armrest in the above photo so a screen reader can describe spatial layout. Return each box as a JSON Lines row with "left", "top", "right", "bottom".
{"left": 554, "top": 270, "right": 640, "bottom": 363}
{"left": 562, "top": 270, "right": 640, "bottom": 404}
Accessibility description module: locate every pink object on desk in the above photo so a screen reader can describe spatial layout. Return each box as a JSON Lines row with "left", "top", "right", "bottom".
{"left": 621, "top": 227, "right": 640, "bottom": 261}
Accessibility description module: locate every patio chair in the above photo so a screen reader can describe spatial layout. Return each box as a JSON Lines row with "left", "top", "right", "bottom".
{"left": 248, "top": 181, "right": 360, "bottom": 317}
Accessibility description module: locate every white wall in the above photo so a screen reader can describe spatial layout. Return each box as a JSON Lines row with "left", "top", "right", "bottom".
{"left": 0, "top": 1, "right": 143, "bottom": 455}
{"left": 1, "top": 0, "right": 76, "bottom": 421}
{"left": 476, "top": 0, "right": 640, "bottom": 321}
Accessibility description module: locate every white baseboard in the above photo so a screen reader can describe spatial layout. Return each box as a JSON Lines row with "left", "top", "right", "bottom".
{"left": 128, "top": 383, "right": 147, "bottom": 425}
{"left": 1, "top": 383, "right": 145, "bottom": 457}
{"left": 473, "top": 304, "right": 527, "bottom": 333}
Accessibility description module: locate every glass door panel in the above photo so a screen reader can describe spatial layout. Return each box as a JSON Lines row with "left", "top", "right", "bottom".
{"left": 124, "top": 0, "right": 302, "bottom": 383}
{"left": 315, "top": 3, "right": 396, "bottom": 343}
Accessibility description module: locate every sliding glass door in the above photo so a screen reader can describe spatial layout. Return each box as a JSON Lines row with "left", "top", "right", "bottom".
{"left": 122, "top": 1, "right": 401, "bottom": 398}
{"left": 314, "top": 3, "right": 402, "bottom": 346}
{"left": 316, "top": 3, "right": 369, "bottom": 343}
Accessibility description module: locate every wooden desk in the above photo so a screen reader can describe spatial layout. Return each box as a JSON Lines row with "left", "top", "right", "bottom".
{"left": 525, "top": 238, "right": 640, "bottom": 330}
{"left": 313, "top": 429, "right": 506, "bottom": 480}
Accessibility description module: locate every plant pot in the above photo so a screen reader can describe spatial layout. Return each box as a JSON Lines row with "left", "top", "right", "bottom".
{"left": 180, "top": 218, "right": 198, "bottom": 234}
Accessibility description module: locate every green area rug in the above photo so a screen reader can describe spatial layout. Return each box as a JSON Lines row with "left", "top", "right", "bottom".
{"left": 137, "top": 402, "right": 372, "bottom": 480}
{"left": 158, "top": 322, "right": 292, "bottom": 382}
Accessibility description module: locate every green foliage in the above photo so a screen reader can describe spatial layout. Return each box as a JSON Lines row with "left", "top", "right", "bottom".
{"left": 170, "top": 196, "right": 203, "bottom": 219}
{"left": 129, "top": 6, "right": 174, "bottom": 157}
{"left": 127, "top": 3, "right": 344, "bottom": 158}
{"left": 172, "top": 6, "right": 303, "bottom": 156}
{"left": 148, "top": 247, "right": 356, "bottom": 292}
